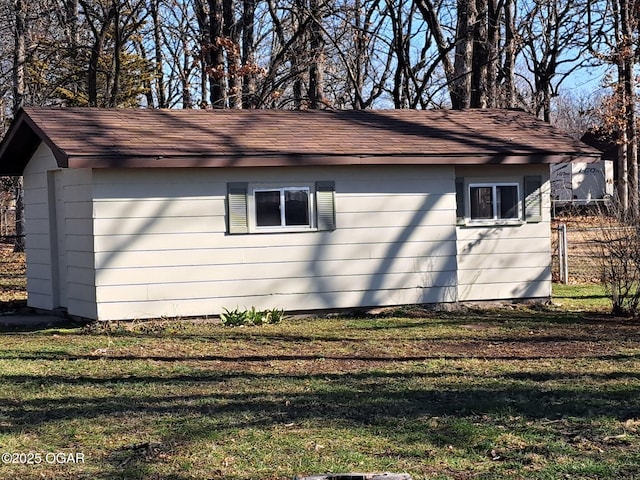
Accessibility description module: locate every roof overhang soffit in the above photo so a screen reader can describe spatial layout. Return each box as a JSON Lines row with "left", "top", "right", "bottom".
{"left": 0, "top": 110, "right": 69, "bottom": 175}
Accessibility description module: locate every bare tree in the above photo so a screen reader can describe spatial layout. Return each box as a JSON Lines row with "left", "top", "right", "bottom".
{"left": 587, "top": 0, "right": 639, "bottom": 214}
{"left": 519, "top": 0, "right": 593, "bottom": 122}
{"left": 10, "top": 0, "right": 25, "bottom": 252}
{"left": 12, "top": 0, "right": 25, "bottom": 112}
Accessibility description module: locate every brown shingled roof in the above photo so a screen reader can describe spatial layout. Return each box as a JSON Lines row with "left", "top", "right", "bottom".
{"left": 0, "top": 107, "right": 601, "bottom": 175}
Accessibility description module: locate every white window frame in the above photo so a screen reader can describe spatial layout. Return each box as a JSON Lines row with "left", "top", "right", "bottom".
{"left": 468, "top": 181, "right": 522, "bottom": 224}
{"left": 249, "top": 185, "right": 315, "bottom": 232}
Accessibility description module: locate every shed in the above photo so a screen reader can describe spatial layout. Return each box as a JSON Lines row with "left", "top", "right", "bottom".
{"left": 0, "top": 108, "right": 600, "bottom": 321}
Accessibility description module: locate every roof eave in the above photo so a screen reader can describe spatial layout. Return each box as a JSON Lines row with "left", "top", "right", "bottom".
{"left": 66, "top": 152, "right": 601, "bottom": 169}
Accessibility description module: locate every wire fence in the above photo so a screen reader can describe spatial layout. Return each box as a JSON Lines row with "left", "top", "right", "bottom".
{"left": 551, "top": 218, "right": 635, "bottom": 284}
{"left": 552, "top": 223, "right": 599, "bottom": 283}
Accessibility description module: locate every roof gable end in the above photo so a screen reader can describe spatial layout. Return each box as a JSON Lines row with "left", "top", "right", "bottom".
{"left": 0, "top": 109, "right": 70, "bottom": 175}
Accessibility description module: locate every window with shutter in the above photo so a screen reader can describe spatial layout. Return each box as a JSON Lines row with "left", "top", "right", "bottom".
{"left": 315, "top": 181, "right": 336, "bottom": 231}
{"left": 457, "top": 175, "right": 544, "bottom": 226}
{"left": 226, "top": 181, "right": 336, "bottom": 234}
{"left": 227, "top": 182, "right": 248, "bottom": 234}
{"left": 524, "top": 175, "right": 543, "bottom": 222}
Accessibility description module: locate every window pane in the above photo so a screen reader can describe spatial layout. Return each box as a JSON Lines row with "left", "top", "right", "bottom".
{"left": 497, "top": 185, "right": 519, "bottom": 219}
{"left": 255, "top": 191, "right": 281, "bottom": 226}
{"left": 470, "top": 186, "right": 493, "bottom": 219}
{"left": 284, "top": 189, "right": 310, "bottom": 226}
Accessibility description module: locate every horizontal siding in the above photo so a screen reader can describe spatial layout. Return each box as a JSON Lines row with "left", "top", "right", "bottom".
{"left": 67, "top": 235, "right": 94, "bottom": 252}
{"left": 93, "top": 215, "right": 222, "bottom": 236}
{"left": 95, "top": 238, "right": 456, "bottom": 269}
{"left": 458, "top": 252, "right": 550, "bottom": 270}
{"left": 455, "top": 164, "right": 552, "bottom": 302}
{"left": 24, "top": 219, "right": 50, "bottom": 236}
{"left": 95, "top": 256, "right": 457, "bottom": 286}
{"left": 459, "top": 280, "right": 551, "bottom": 302}
{"left": 68, "top": 266, "right": 95, "bottom": 286}
{"left": 94, "top": 225, "right": 456, "bottom": 252}
{"left": 91, "top": 202, "right": 454, "bottom": 236}
{"left": 458, "top": 266, "right": 551, "bottom": 285}
{"left": 93, "top": 166, "right": 459, "bottom": 320}
{"left": 63, "top": 168, "right": 96, "bottom": 319}
{"left": 23, "top": 184, "right": 49, "bottom": 206}
{"left": 97, "top": 286, "right": 459, "bottom": 321}
{"left": 96, "top": 272, "right": 458, "bottom": 303}
{"left": 23, "top": 144, "right": 56, "bottom": 311}
{"left": 26, "top": 262, "right": 51, "bottom": 280}
{"left": 93, "top": 198, "right": 223, "bottom": 218}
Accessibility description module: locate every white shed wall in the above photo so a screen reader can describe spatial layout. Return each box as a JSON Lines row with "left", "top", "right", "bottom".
{"left": 22, "top": 143, "right": 96, "bottom": 317}
{"left": 22, "top": 156, "right": 553, "bottom": 320}
{"left": 92, "top": 166, "right": 459, "bottom": 320}
{"left": 23, "top": 143, "right": 57, "bottom": 310}
{"left": 64, "top": 168, "right": 96, "bottom": 319}
{"left": 455, "top": 165, "right": 552, "bottom": 301}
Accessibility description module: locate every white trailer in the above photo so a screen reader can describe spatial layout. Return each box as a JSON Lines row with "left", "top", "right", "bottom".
{"left": 551, "top": 160, "right": 614, "bottom": 203}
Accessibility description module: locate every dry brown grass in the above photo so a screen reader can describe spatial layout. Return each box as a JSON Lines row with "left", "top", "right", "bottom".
{"left": 0, "top": 241, "right": 26, "bottom": 309}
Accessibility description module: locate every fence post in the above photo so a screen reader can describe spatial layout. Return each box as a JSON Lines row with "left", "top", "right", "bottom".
{"left": 558, "top": 223, "right": 569, "bottom": 284}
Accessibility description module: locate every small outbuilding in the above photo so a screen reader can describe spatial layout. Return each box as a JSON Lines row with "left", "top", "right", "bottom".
{"left": 0, "top": 108, "right": 600, "bottom": 320}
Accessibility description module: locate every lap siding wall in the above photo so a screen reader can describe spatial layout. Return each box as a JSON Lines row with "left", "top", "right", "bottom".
{"left": 92, "top": 165, "right": 459, "bottom": 320}
{"left": 455, "top": 165, "right": 552, "bottom": 302}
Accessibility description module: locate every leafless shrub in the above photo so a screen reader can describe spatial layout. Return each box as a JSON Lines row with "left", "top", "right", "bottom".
{"left": 591, "top": 199, "right": 640, "bottom": 317}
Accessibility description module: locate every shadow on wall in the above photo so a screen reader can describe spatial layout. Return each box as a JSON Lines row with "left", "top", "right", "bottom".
{"left": 87, "top": 110, "right": 557, "bottom": 317}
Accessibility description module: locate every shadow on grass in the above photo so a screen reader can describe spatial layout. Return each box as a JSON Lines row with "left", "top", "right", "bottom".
{"left": 2, "top": 349, "right": 640, "bottom": 363}
{"left": 1, "top": 311, "right": 638, "bottom": 478}
{"left": 2, "top": 368, "right": 639, "bottom": 433}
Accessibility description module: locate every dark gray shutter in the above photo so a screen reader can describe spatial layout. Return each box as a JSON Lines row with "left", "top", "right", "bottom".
{"left": 455, "top": 177, "right": 465, "bottom": 225}
{"left": 315, "top": 181, "right": 336, "bottom": 231}
{"left": 227, "top": 182, "right": 248, "bottom": 234}
{"left": 524, "top": 175, "right": 543, "bottom": 223}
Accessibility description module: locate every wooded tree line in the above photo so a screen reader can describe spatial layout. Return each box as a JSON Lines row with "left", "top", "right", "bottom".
{"left": 0, "top": 0, "right": 633, "bottom": 114}
{"left": 0, "top": 0, "right": 639, "bottom": 211}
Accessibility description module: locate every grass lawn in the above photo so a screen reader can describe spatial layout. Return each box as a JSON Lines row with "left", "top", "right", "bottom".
{"left": 0, "top": 246, "right": 638, "bottom": 479}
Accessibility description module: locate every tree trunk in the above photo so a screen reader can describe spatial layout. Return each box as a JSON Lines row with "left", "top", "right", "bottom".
{"left": 471, "top": 0, "right": 488, "bottom": 108}
{"left": 223, "top": 0, "right": 241, "bottom": 108}
{"left": 452, "top": 0, "right": 477, "bottom": 109}
{"left": 618, "top": 130, "right": 629, "bottom": 213}
{"left": 108, "top": 3, "right": 121, "bottom": 107}
{"left": 414, "top": 0, "right": 456, "bottom": 106}
{"left": 308, "top": 0, "right": 325, "bottom": 108}
{"left": 150, "top": 0, "right": 166, "bottom": 108}
{"left": 241, "top": 0, "right": 257, "bottom": 108}
{"left": 12, "top": 0, "right": 26, "bottom": 252}
{"left": 80, "top": 0, "right": 117, "bottom": 107}
{"left": 12, "top": 0, "right": 26, "bottom": 112}
{"left": 503, "top": 0, "right": 515, "bottom": 108}
{"left": 208, "top": 0, "right": 225, "bottom": 108}
{"left": 66, "top": 0, "right": 80, "bottom": 47}
{"left": 389, "top": 2, "right": 408, "bottom": 109}
{"left": 485, "top": 0, "right": 501, "bottom": 108}
{"left": 620, "top": 0, "right": 638, "bottom": 216}
{"left": 292, "top": 0, "right": 307, "bottom": 109}
{"left": 14, "top": 179, "right": 24, "bottom": 253}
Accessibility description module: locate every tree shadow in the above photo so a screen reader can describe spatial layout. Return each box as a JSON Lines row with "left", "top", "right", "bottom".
{"left": 2, "top": 367, "right": 638, "bottom": 437}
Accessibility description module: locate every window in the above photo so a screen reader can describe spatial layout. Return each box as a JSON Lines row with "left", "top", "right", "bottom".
{"left": 469, "top": 183, "right": 519, "bottom": 220}
{"left": 227, "top": 181, "right": 336, "bottom": 234}
{"left": 255, "top": 187, "right": 311, "bottom": 228}
{"left": 455, "top": 176, "right": 543, "bottom": 225}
